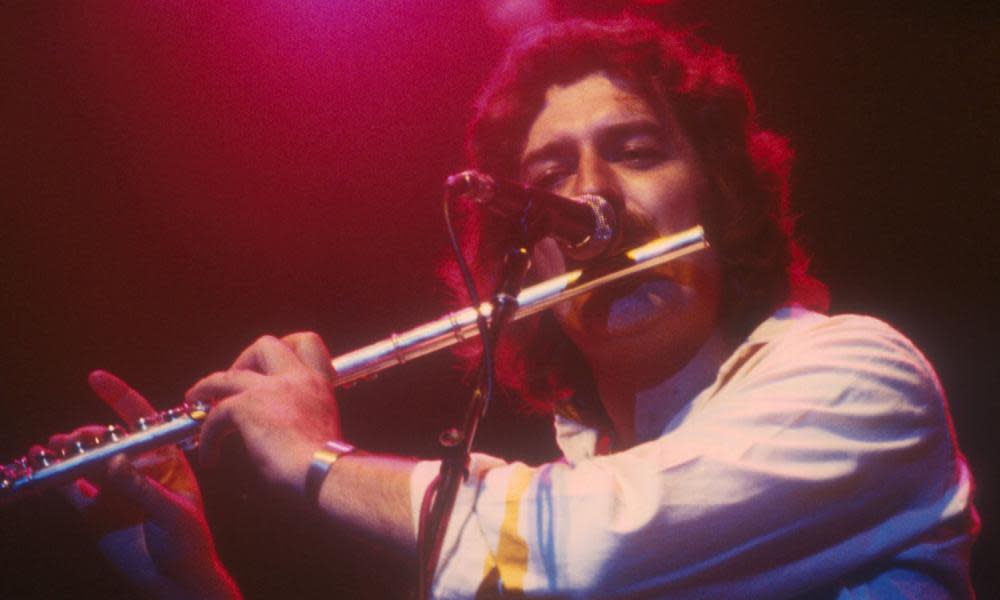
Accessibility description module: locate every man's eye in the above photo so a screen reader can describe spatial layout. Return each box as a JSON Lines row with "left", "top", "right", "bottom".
{"left": 529, "top": 167, "right": 570, "bottom": 190}
{"left": 620, "top": 144, "right": 664, "bottom": 165}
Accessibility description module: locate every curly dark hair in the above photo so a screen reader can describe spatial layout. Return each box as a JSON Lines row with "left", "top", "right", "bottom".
{"left": 441, "top": 16, "right": 828, "bottom": 416}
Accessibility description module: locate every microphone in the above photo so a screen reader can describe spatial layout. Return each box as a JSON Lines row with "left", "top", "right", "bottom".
{"left": 445, "top": 170, "right": 618, "bottom": 260}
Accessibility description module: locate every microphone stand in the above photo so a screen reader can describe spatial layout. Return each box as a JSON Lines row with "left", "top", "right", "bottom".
{"left": 416, "top": 217, "right": 533, "bottom": 600}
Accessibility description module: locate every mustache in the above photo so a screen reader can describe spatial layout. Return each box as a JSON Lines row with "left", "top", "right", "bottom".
{"left": 617, "top": 209, "right": 660, "bottom": 250}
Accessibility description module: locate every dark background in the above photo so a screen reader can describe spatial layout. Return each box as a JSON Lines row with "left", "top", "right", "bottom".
{"left": 2, "top": 2, "right": 997, "bottom": 597}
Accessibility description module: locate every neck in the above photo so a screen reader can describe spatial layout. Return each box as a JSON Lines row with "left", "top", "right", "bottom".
{"left": 589, "top": 327, "right": 732, "bottom": 447}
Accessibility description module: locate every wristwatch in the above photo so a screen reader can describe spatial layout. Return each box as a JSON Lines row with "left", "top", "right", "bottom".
{"left": 304, "top": 440, "right": 356, "bottom": 507}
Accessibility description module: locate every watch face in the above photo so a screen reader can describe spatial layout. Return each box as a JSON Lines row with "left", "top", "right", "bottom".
{"left": 324, "top": 440, "right": 356, "bottom": 455}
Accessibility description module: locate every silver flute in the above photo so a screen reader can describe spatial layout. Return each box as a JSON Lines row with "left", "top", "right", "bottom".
{"left": 0, "top": 226, "right": 707, "bottom": 503}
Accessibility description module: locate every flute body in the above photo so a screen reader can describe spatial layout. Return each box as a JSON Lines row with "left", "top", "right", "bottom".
{"left": 1, "top": 226, "right": 706, "bottom": 503}
{"left": 332, "top": 225, "right": 707, "bottom": 385}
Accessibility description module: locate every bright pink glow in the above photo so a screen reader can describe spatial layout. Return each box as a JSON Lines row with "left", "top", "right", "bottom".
{"left": 481, "top": 0, "right": 553, "bottom": 35}
{"left": 25, "top": 3, "right": 503, "bottom": 287}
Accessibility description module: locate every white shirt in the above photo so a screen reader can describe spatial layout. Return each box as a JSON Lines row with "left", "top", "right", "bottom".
{"left": 411, "top": 307, "right": 979, "bottom": 598}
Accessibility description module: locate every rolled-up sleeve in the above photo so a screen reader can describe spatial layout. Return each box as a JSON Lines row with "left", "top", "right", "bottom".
{"left": 410, "top": 313, "right": 977, "bottom": 598}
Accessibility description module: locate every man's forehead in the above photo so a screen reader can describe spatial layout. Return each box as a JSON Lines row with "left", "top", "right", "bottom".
{"left": 521, "top": 73, "right": 661, "bottom": 159}
{"left": 538, "top": 74, "right": 656, "bottom": 126}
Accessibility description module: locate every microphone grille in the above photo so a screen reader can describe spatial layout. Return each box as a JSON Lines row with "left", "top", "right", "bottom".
{"left": 445, "top": 170, "right": 496, "bottom": 204}
{"left": 561, "top": 194, "right": 618, "bottom": 261}
{"left": 574, "top": 194, "right": 616, "bottom": 243}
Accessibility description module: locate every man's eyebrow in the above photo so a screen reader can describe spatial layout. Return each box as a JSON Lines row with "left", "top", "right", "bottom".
{"left": 520, "top": 138, "right": 575, "bottom": 175}
{"left": 596, "top": 119, "right": 667, "bottom": 144}
{"left": 520, "top": 118, "right": 668, "bottom": 174}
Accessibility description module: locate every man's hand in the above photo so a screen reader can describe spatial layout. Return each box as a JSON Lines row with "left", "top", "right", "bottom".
{"left": 46, "top": 370, "right": 239, "bottom": 600}
{"left": 190, "top": 331, "right": 418, "bottom": 553}
{"left": 187, "top": 332, "right": 342, "bottom": 496}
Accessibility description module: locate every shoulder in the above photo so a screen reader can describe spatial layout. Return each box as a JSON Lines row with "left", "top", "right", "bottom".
{"left": 702, "top": 309, "right": 966, "bottom": 503}
{"left": 751, "top": 307, "right": 920, "bottom": 353}
{"left": 717, "top": 308, "right": 948, "bottom": 424}
{"left": 750, "top": 309, "right": 940, "bottom": 389}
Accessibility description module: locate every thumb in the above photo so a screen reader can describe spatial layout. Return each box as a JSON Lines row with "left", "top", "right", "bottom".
{"left": 59, "top": 478, "right": 100, "bottom": 512}
{"left": 104, "top": 454, "right": 196, "bottom": 531}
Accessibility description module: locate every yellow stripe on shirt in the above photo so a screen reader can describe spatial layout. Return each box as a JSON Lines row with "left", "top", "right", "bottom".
{"left": 477, "top": 464, "right": 534, "bottom": 598}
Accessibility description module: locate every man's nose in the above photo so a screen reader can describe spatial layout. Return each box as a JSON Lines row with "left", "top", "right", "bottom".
{"left": 571, "top": 150, "right": 622, "bottom": 207}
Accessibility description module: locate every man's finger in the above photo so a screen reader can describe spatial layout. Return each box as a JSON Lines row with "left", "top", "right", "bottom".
{"left": 46, "top": 426, "right": 107, "bottom": 455}
{"left": 88, "top": 370, "right": 156, "bottom": 425}
{"left": 47, "top": 433, "right": 70, "bottom": 453}
{"left": 230, "top": 335, "right": 302, "bottom": 374}
{"left": 281, "top": 331, "right": 336, "bottom": 381}
{"left": 196, "top": 398, "right": 238, "bottom": 469}
{"left": 185, "top": 369, "right": 266, "bottom": 407}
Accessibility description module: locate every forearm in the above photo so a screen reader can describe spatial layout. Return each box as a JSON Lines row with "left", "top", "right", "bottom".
{"left": 315, "top": 452, "right": 419, "bottom": 553}
{"left": 179, "top": 562, "right": 242, "bottom": 600}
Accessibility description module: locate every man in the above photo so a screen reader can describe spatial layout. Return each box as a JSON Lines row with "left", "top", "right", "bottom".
{"left": 54, "top": 17, "right": 977, "bottom": 599}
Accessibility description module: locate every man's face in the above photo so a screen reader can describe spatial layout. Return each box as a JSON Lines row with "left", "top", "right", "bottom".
{"left": 519, "top": 72, "right": 722, "bottom": 367}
